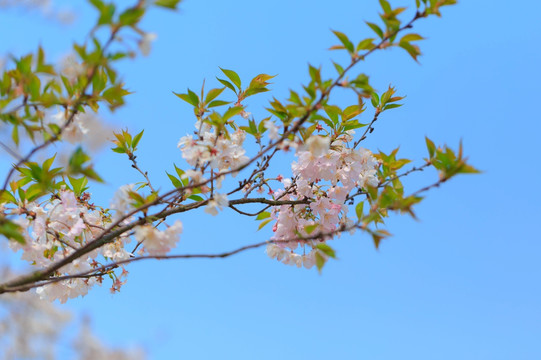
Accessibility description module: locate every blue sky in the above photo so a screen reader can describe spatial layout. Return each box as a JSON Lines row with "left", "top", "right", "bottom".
{"left": 1, "top": 0, "right": 541, "bottom": 359}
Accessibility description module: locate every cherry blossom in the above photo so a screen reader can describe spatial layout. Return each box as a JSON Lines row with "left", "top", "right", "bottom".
{"left": 47, "top": 110, "right": 89, "bottom": 144}
{"left": 204, "top": 193, "right": 229, "bottom": 216}
{"left": 138, "top": 32, "right": 157, "bottom": 56}
{"left": 265, "top": 135, "right": 379, "bottom": 265}
{"left": 134, "top": 220, "right": 183, "bottom": 256}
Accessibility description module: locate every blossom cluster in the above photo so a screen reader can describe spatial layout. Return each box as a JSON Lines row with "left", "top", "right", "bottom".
{"left": 45, "top": 108, "right": 112, "bottom": 150}
{"left": 178, "top": 120, "right": 249, "bottom": 174}
{"left": 134, "top": 221, "right": 183, "bottom": 256}
{"left": 266, "top": 133, "right": 379, "bottom": 265}
{"left": 177, "top": 120, "right": 244, "bottom": 215}
{"left": 266, "top": 243, "right": 317, "bottom": 269}
{"left": 7, "top": 187, "right": 183, "bottom": 303}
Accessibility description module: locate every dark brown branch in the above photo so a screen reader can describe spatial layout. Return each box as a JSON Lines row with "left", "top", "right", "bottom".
{"left": 379, "top": 161, "right": 432, "bottom": 186}
{"left": 130, "top": 156, "right": 156, "bottom": 193}
{"left": 0, "top": 141, "right": 21, "bottom": 161}
{"left": 354, "top": 110, "right": 381, "bottom": 148}
{"left": 1, "top": 221, "right": 360, "bottom": 293}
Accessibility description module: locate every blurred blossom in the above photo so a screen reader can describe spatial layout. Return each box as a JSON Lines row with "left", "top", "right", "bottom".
{"left": 138, "top": 33, "right": 157, "bottom": 56}
{"left": 0, "top": 269, "right": 145, "bottom": 359}
{"left": 0, "top": 0, "right": 76, "bottom": 24}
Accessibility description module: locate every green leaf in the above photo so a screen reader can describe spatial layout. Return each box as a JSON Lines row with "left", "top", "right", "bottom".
{"left": 400, "top": 33, "right": 424, "bottom": 42}
{"left": 332, "top": 61, "right": 344, "bottom": 75}
{"left": 332, "top": 30, "right": 354, "bottom": 53}
{"left": 89, "top": 0, "right": 105, "bottom": 10}
{"left": 166, "top": 172, "right": 182, "bottom": 188}
{"left": 61, "top": 75, "right": 73, "bottom": 96}
{"left": 304, "top": 224, "right": 318, "bottom": 235}
{"left": 383, "top": 103, "right": 403, "bottom": 110}
{"left": 188, "top": 195, "right": 204, "bottom": 201}
{"left": 315, "top": 251, "right": 326, "bottom": 272}
{"left": 25, "top": 183, "right": 44, "bottom": 202}
{"left": 173, "top": 91, "right": 198, "bottom": 107}
{"left": 42, "top": 154, "right": 56, "bottom": 172}
{"left": 342, "top": 105, "right": 362, "bottom": 121}
{"left": 257, "top": 218, "right": 273, "bottom": 231}
{"left": 11, "top": 126, "right": 19, "bottom": 146}
{"left": 0, "top": 218, "right": 25, "bottom": 244}
{"left": 256, "top": 211, "right": 271, "bottom": 220}
{"left": 223, "top": 106, "right": 243, "bottom": 121}
{"left": 97, "top": 3, "right": 116, "bottom": 26}
{"left": 208, "top": 100, "right": 231, "bottom": 108}
{"left": 69, "top": 147, "right": 90, "bottom": 169}
{"left": 219, "top": 68, "right": 241, "bottom": 89}
{"left": 0, "top": 190, "right": 17, "bottom": 204}
{"left": 379, "top": 0, "right": 392, "bottom": 13}
{"left": 356, "top": 38, "right": 376, "bottom": 51}
{"left": 132, "top": 130, "right": 144, "bottom": 149}
{"left": 399, "top": 42, "right": 421, "bottom": 62}
{"left": 187, "top": 88, "right": 200, "bottom": 107}
{"left": 101, "top": 85, "right": 131, "bottom": 110}
{"left": 111, "top": 146, "right": 126, "bottom": 154}
{"left": 316, "top": 243, "right": 336, "bottom": 258}
{"left": 68, "top": 176, "right": 89, "bottom": 196}
{"left": 68, "top": 147, "right": 103, "bottom": 182}
{"left": 216, "top": 78, "right": 237, "bottom": 94}
{"left": 324, "top": 105, "right": 341, "bottom": 124}
{"left": 372, "top": 233, "right": 382, "bottom": 249}
{"left": 118, "top": 7, "right": 144, "bottom": 26}
{"left": 154, "top": 0, "right": 182, "bottom": 9}
{"left": 425, "top": 137, "right": 435, "bottom": 158}
{"left": 365, "top": 22, "right": 384, "bottom": 39}
{"left": 173, "top": 164, "right": 185, "bottom": 180}
{"left": 371, "top": 93, "right": 380, "bottom": 107}
{"left": 28, "top": 75, "right": 41, "bottom": 100}
{"left": 342, "top": 119, "right": 366, "bottom": 131}
{"left": 308, "top": 64, "right": 321, "bottom": 84}
{"left": 371, "top": 229, "right": 391, "bottom": 250}
{"left": 205, "top": 87, "right": 225, "bottom": 104}
{"left": 81, "top": 168, "right": 103, "bottom": 183}
{"left": 355, "top": 202, "right": 364, "bottom": 220}
{"left": 244, "top": 87, "right": 270, "bottom": 97}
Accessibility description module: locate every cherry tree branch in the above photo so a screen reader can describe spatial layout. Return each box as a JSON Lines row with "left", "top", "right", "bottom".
{"left": 129, "top": 155, "right": 156, "bottom": 193}
{"left": 0, "top": 221, "right": 360, "bottom": 293}
{"left": 354, "top": 110, "right": 381, "bottom": 148}
{"left": 0, "top": 168, "right": 453, "bottom": 295}
{"left": 0, "top": 9, "right": 433, "bottom": 295}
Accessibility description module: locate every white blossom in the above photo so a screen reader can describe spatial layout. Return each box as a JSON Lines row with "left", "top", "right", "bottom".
{"left": 139, "top": 32, "right": 157, "bottom": 56}
{"left": 204, "top": 193, "right": 229, "bottom": 216}
{"left": 110, "top": 184, "right": 136, "bottom": 222}
{"left": 264, "top": 120, "right": 280, "bottom": 140}
{"left": 47, "top": 109, "right": 88, "bottom": 144}
{"left": 134, "top": 220, "right": 183, "bottom": 256}
{"left": 305, "top": 135, "right": 330, "bottom": 157}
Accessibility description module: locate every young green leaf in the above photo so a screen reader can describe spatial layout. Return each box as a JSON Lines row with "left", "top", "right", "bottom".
{"left": 332, "top": 30, "right": 354, "bottom": 53}
{"left": 219, "top": 68, "right": 241, "bottom": 89}
{"left": 205, "top": 87, "right": 225, "bottom": 104}
{"left": 154, "top": 0, "right": 182, "bottom": 10}
{"left": 216, "top": 78, "right": 237, "bottom": 94}
{"left": 316, "top": 243, "right": 336, "bottom": 258}
{"left": 365, "top": 22, "right": 384, "bottom": 39}
{"left": 256, "top": 212, "right": 271, "bottom": 220}
{"left": 425, "top": 137, "right": 436, "bottom": 158}
{"left": 132, "top": 130, "right": 144, "bottom": 149}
